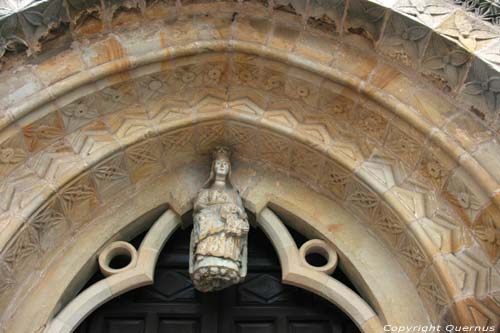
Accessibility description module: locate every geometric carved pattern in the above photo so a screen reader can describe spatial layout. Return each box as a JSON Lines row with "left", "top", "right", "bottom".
{"left": 195, "top": 122, "right": 226, "bottom": 156}
{"left": 0, "top": 131, "right": 28, "bottom": 179}
{"left": 225, "top": 122, "right": 258, "bottom": 161}
{"left": 418, "top": 267, "right": 449, "bottom": 322}
{"left": 290, "top": 144, "right": 325, "bottom": 184}
{"left": 455, "top": 298, "right": 500, "bottom": 328}
{"left": 0, "top": 260, "right": 14, "bottom": 295}
{"left": 398, "top": 231, "right": 429, "bottom": 275}
{"left": 384, "top": 125, "right": 424, "bottom": 168}
{"left": 372, "top": 204, "right": 405, "bottom": 246}
{"left": 28, "top": 198, "right": 67, "bottom": 253}
{"left": 1, "top": 2, "right": 500, "bottom": 329}
{"left": 60, "top": 96, "right": 100, "bottom": 132}
{"left": 446, "top": 170, "right": 487, "bottom": 225}
{"left": 258, "top": 131, "right": 292, "bottom": 172}
{"left": 0, "top": 52, "right": 498, "bottom": 330}
{"left": 58, "top": 173, "right": 98, "bottom": 224}
{"left": 390, "top": 186, "right": 426, "bottom": 221}
{"left": 0, "top": 167, "right": 50, "bottom": 214}
{"left": 473, "top": 206, "right": 500, "bottom": 261}
{"left": 4, "top": 225, "right": 41, "bottom": 268}
{"left": 319, "top": 159, "right": 351, "bottom": 200}
{"left": 67, "top": 121, "right": 120, "bottom": 160}
{"left": 92, "top": 153, "right": 130, "bottom": 201}
{"left": 0, "top": 94, "right": 491, "bottom": 329}
{"left": 27, "top": 140, "right": 83, "bottom": 185}
{"left": 125, "top": 139, "right": 163, "bottom": 183}
{"left": 22, "top": 111, "right": 65, "bottom": 153}
{"left": 345, "top": 181, "right": 380, "bottom": 219}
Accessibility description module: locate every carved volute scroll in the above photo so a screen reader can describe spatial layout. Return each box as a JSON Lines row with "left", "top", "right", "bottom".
{"left": 189, "top": 147, "right": 250, "bottom": 292}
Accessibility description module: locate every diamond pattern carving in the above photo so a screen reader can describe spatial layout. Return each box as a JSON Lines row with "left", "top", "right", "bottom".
{"left": 92, "top": 153, "right": 130, "bottom": 201}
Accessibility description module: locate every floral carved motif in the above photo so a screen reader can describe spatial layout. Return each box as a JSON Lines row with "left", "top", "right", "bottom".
{"left": 60, "top": 98, "right": 100, "bottom": 132}
{"left": 463, "top": 70, "right": 500, "bottom": 114}
{"left": 397, "top": 0, "right": 451, "bottom": 26}
{"left": 438, "top": 11, "right": 497, "bottom": 51}
{"left": 423, "top": 34, "right": 471, "bottom": 89}
{"left": 346, "top": 0, "right": 387, "bottom": 43}
{"left": 381, "top": 15, "right": 429, "bottom": 67}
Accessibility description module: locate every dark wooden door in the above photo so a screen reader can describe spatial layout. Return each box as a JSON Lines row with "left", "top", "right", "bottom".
{"left": 76, "top": 223, "right": 360, "bottom": 333}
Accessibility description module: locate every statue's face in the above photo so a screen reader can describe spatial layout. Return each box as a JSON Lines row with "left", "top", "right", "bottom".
{"left": 214, "top": 159, "right": 229, "bottom": 177}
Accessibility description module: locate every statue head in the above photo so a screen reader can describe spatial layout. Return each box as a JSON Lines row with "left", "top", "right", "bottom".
{"left": 203, "top": 146, "right": 234, "bottom": 189}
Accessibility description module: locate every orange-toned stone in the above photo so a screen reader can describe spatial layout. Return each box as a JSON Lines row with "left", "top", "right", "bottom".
{"left": 233, "top": 16, "right": 272, "bottom": 44}
{"left": 294, "top": 31, "right": 337, "bottom": 65}
{"left": 21, "top": 111, "right": 65, "bottom": 152}
{"left": 444, "top": 113, "right": 494, "bottom": 152}
{"left": 73, "top": 16, "right": 105, "bottom": 38}
{"left": 268, "top": 24, "right": 301, "bottom": 51}
{"left": 331, "top": 44, "right": 377, "bottom": 80}
{"left": 81, "top": 36, "right": 126, "bottom": 68}
{"left": 32, "top": 48, "right": 86, "bottom": 86}
{"left": 453, "top": 298, "right": 499, "bottom": 329}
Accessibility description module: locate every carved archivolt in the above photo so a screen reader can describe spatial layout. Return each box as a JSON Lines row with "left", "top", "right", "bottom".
{"left": 0, "top": 3, "right": 499, "bottom": 331}
{"left": 0, "top": 96, "right": 498, "bottom": 330}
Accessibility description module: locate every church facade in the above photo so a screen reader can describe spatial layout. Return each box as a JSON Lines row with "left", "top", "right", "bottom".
{"left": 0, "top": 0, "right": 499, "bottom": 331}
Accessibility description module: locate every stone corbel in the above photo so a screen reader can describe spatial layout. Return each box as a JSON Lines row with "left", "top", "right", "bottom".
{"left": 45, "top": 210, "right": 182, "bottom": 333}
{"left": 257, "top": 207, "right": 383, "bottom": 333}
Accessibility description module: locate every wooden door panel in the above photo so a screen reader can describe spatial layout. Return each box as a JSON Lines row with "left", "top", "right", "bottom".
{"left": 288, "top": 321, "right": 332, "bottom": 333}
{"left": 234, "top": 321, "right": 276, "bottom": 333}
{"left": 237, "top": 273, "right": 293, "bottom": 305}
{"left": 158, "top": 318, "right": 200, "bottom": 333}
{"left": 134, "top": 270, "right": 197, "bottom": 303}
{"left": 103, "top": 318, "right": 145, "bottom": 333}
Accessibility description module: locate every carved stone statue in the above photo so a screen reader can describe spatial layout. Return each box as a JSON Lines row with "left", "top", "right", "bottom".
{"left": 189, "top": 147, "right": 250, "bottom": 292}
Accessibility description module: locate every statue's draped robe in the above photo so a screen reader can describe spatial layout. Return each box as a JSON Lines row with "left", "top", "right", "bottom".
{"left": 190, "top": 187, "right": 249, "bottom": 291}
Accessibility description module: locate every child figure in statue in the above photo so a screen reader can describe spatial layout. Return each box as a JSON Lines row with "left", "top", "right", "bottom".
{"left": 189, "top": 146, "right": 250, "bottom": 292}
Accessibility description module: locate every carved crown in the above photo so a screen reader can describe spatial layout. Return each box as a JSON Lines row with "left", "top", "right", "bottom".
{"left": 213, "top": 146, "right": 231, "bottom": 161}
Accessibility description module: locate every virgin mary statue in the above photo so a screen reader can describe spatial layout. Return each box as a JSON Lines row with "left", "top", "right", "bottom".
{"left": 189, "top": 146, "right": 250, "bottom": 292}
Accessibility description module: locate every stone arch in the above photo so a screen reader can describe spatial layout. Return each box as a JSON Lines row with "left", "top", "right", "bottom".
{"left": 0, "top": 1, "right": 499, "bottom": 331}
{"left": 0, "top": 110, "right": 488, "bottom": 331}
{"left": 45, "top": 203, "right": 384, "bottom": 333}
{"left": 21, "top": 165, "right": 429, "bottom": 333}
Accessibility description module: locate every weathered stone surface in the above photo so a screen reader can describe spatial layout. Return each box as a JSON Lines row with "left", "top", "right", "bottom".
{"left": 0, "top": 2, "right": 499, "bottom": 332}
{"left": 190, "top": 147, "right": 249, "bottom": 292}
